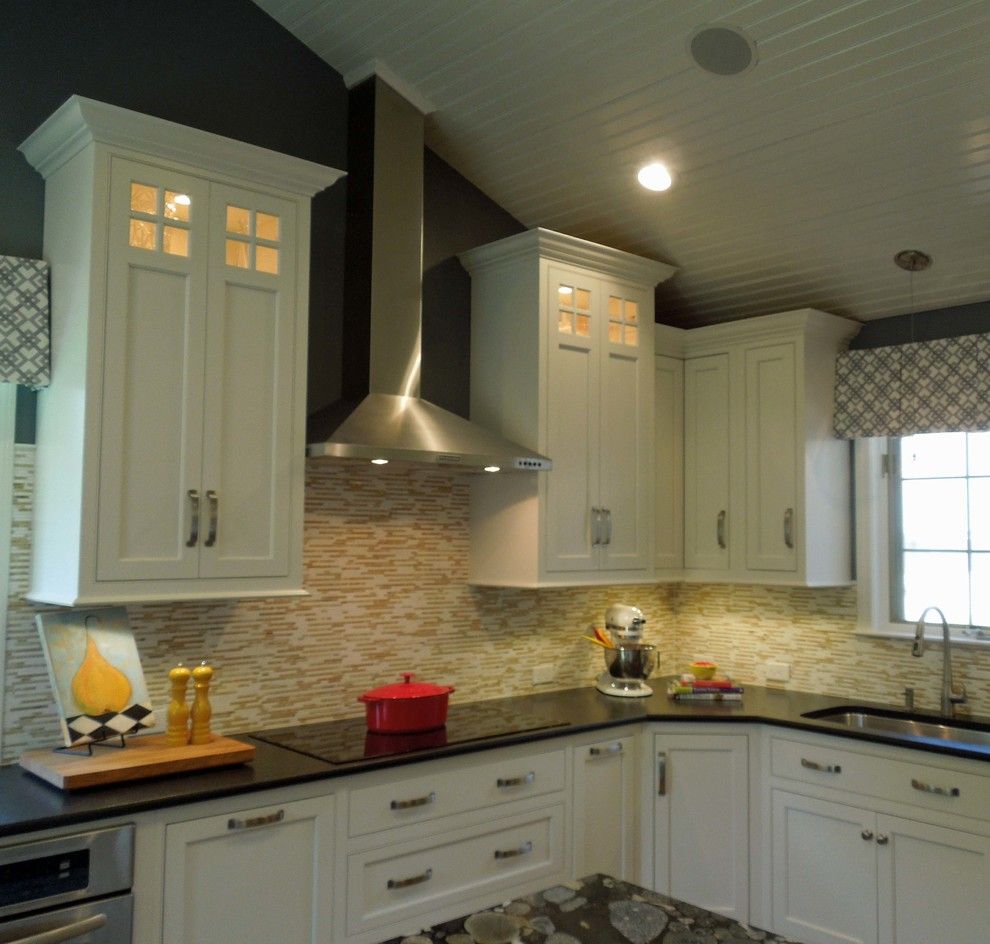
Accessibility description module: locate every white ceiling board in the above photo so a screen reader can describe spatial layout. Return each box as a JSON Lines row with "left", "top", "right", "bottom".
{"left": 254, "top": 0, "right": 990, "bottom": 326}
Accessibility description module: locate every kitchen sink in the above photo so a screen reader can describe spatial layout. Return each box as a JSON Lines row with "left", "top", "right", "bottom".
{"left": 802, "top": 706, "right": 990, "bottom": 749}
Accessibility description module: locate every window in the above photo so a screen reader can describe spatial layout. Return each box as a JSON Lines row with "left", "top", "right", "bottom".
{"left": 891, "top": 432, "right": 990, "bottom": 630}
{"left": 855, "top": 434, "right": 990, "bottom": 640}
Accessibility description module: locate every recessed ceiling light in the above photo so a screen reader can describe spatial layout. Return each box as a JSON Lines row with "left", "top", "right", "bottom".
{"left": 371, "top": 458, "right": 389, "bottom": 465}
{"left": 174, "top": 193, "right": 191, "bottom": 206}
{"left": 484, "top": 465, "right": 501, "bottom": 473}
{"left": 689, "top": 24, "right": 757, "bottom": 76}
{"left": 637, "top": 162, "right": 672, "bottom": 192}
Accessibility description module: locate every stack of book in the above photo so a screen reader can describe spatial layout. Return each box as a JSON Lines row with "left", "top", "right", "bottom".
{"left": 667, "top": 674, "right": 744, "bottom": 702}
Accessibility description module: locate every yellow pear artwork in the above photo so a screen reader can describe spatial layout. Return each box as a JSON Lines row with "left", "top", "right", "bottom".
{"left": 71, "top": 633, "right": 132, "bottom": 715}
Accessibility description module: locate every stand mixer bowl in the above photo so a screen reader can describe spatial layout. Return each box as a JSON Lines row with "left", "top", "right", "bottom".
{"left": 604, "top": 643, "right": 657, "bottom": 680}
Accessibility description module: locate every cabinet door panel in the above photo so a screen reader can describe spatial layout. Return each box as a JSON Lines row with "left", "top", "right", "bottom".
{"left": 163, "top": 796, "right": 333, "bottom": 944}
{"left": 745, "top": 342, "right": 797, "bottom": 572}
{"left": 654, "top": 355, "right": 683, "bottom": 570}
{"left": 97, "top": 159, "right": 208, "bottom": 582}
{"left": 545, "top": 266, "right": 599, "bottom": 572}
{"left": 654, "top": 734, "right": 748, "bottom": 922}
{"left": 599, "top": 283, "right": 652, "bottom": 571}
{"left": 684, "top": 355, "right": 730, "bottom": 570}
{"left": 877, "top": 814, "right": 990, "bottom": 944}
{"left": 573, "top": 736, "right": 636, "bottom": 881}
{"left": 199, "top": 184, "right": 297, "bottom": 578}
{"left": 771, "top": 791, "right": 876, "bottom": 944}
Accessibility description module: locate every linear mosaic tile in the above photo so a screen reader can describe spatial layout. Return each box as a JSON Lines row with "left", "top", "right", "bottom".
{"left": 2, "top": 447, "right": 988, "bottom": 764}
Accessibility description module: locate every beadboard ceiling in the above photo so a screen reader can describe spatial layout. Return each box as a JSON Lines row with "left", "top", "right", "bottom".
{"left": 254, "top": 0, "right": 990, "bottom": 327}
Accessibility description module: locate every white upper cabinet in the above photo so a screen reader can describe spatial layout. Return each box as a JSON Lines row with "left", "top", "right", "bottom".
{"left": 655, "top": 309, "right": 859, "bottom": 586}
{"left": 20, "top": 96, "right": 343, "bottom": 605}
{"left": 462, "top": 229, "right": 675, "bottom": 587}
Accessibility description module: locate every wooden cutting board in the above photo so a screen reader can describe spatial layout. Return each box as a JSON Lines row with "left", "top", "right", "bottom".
{"left": 20, "top": 733, "right": 255, "bottom": 790}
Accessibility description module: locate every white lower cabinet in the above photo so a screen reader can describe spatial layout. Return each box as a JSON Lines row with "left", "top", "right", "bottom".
{"left": 772, "top": 790, "right": 990, "bottom": 944}
{"left": 652, "top": 732, "right": 749, "bottom": 922}
{"left": 162, "top": 796, "right": 334, "bottom": 944}
{"left": 571, "top": 733, "right": 637, "bottom": 881}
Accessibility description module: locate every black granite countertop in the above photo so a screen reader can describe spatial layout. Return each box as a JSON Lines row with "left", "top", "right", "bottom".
{"left": 1, "top": 680, "right": 988, "bottom": 840}
{"left": 377, "top": 873, "right": 796, "bottom": 944}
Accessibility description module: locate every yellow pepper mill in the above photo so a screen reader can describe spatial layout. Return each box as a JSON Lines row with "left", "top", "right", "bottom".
{"left": 165, "top": 663, "right": 191, "bottom": 747}
{"left": 190, "top": 661, "right": 214, "bottom": 745}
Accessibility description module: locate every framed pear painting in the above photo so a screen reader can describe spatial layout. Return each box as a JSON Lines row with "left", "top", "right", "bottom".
{"left": 36, "top": 608, "right": 155, "bottom": 747}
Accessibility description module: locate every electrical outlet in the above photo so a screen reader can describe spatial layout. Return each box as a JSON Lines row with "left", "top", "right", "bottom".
{"left": 765, "top": 661, "right": 791, "bottom": 683}
{"left": 532, "top": 663, "right": 555, "bottom": 686}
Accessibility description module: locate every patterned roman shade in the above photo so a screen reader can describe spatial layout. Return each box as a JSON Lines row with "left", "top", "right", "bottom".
{"left": 0, "top": 254, "right": 50, "bottom": 387}
{"left": 834, "top": 332, "right": 990, "bottom": 438}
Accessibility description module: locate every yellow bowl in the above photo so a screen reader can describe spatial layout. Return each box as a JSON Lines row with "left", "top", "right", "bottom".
{"left": 688, "top": 661, "right": 717, "bottom": 680}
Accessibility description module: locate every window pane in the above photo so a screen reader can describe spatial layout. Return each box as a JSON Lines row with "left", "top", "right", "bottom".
{"left": 607, "top": 295, "right": 621, "bottom": 318}
{"left": 557, "top": 310, "right": 572, "bottom": 334}
{"left": 256, "top": 212, "right": 279, "bottom": 241}
{"left": 128, "top": 219, "right": 156, "bottom": 250}
{"left": 225, "top": 239, "right": 250, "bottom": 268}
{"left": 969, "top": 478, "right": 990, "bottom": 551}
{"left": 164, "top": 191, "right": 191, "bottom": 222}
{"left": 575, "top": 288, "right": 591, "bottom": 310}
{"left": 902, "top": 551, "right": 970, "bottom": 625}
{"left": 972, "top": 553, "right": 990, "bottom": 626}
{"left": 558, "top": 285, "right": 573, "bottom": 303}
{"left": 900, "top": 432, "right": 966, "bottom": 478}
{"left": 575, "top": 314, "right": 589, "bottom": 337}
{"left": 900, "top": 479, "right": 967, "bottom": 549}
{"left": 608, "top": 323, "right": 621, "bottom": 344}
{"left": 624, "top": 325, "right": 638, "bottom": 346}
{"left": 968, "top": 432, "right": 990, "bottom": 476}
{"left": 255, "top": 244, "right": 279, "bottom": 274}
{"left": 624, "top": 299, "right": 638, "bottom": 324}
{"left": 162, "top": 226, "right": 189, "bottom": 257}
{"left": 129, "top": 182, "right": 157, "bottom": 215}
{"left": 226, "top": 205, "right": 251, "bottom": 235}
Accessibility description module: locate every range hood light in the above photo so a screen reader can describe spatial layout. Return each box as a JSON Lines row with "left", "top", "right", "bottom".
{"left": 371, "top": 458, "right": 389, "bottom": 465}
{"left": 484, "top": 465, "right": 501, "bottom": 473}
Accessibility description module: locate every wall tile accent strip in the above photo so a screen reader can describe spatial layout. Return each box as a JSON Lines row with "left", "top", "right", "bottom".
{"left": 2, "top": 447, "right": 988, "bottom": 764}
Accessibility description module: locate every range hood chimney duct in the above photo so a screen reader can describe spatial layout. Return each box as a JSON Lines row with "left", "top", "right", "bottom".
{"left": 307, "top": 77, "right": 551, "bottom": 471}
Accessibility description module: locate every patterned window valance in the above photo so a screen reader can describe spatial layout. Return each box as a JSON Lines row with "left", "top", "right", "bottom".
{"left": 834, "top": 332, "right": 990, "bottom": 438}
{"left": 0, "top": 255, "right": 50, "bottom": 388}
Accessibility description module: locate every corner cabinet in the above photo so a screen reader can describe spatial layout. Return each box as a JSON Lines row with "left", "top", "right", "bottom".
{"left": 19, "top": 96, "right": 343, "bottom": 604}
{"left": 461, "top": 229, "right": 675, "bottom": 587}
{"left": 654, "top": 309, "right": 859, "bottom": 586}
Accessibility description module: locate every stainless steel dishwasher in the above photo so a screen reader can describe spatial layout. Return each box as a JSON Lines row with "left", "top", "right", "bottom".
{"left": 0, "top": 824, "right": 133, "bottom": 943}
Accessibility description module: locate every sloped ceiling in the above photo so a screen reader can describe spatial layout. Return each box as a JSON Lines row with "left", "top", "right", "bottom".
{"left": 254, "top": 0, "right": 990, "bottom": 327}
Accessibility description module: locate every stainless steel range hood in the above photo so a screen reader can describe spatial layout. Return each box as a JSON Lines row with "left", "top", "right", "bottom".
{"left": 306, "top": 77, "right": 551, "bottom": 471}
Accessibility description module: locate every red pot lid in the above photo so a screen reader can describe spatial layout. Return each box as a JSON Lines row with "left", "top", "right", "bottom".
{"left": 358, "top": 672, "right": 455, "bottom": 702}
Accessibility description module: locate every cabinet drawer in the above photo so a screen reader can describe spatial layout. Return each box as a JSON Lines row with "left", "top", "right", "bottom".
{"left": 348, "top": 747, "right": 565, "bottom": 837}
{"left": 771, "top": 735, "right": 990, "bottom": 821}
{"left": 346, "top": 803, "right": 564, "bottom": 934}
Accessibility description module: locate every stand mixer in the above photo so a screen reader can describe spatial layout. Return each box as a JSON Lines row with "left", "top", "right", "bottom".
{"left": 595, "top": 604, "right": 658, "bottom": 697}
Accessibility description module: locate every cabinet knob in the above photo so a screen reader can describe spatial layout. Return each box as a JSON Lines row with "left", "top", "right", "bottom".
{"left": 861, "top": 829, "right": 874, "bottom": 841}
{"left": 876, "top": 834, "right": 889, "bottom": 846}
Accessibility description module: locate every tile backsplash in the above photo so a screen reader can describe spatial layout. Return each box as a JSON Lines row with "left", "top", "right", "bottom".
{"left": 2, "top": 446, "right": 988, "bottom": 763}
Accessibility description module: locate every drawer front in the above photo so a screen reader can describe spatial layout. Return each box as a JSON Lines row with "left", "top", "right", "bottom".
{"left": 771, "top": 735, "right": 990, "bottom": 821}
{"left": 348, "top": 748, "right": 566, "bottom": 837}
{"left": 346, "top": 803, "right": 565, "bottom": 934}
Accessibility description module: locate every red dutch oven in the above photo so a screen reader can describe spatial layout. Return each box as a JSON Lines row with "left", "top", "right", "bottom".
{"left": 358, "top": 672, "right": 455, "bottom": 733}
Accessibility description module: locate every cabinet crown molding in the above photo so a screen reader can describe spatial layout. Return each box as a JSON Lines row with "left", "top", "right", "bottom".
{"left": 19, "top": 95, "right": 345, "bottom": 196}
{"left": 460, "top": 227, "right": 676, "bottom": 287}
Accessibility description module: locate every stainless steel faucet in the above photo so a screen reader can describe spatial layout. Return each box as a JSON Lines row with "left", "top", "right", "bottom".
{"left": 912, "top": 606, "right": 967, "bottom": 717}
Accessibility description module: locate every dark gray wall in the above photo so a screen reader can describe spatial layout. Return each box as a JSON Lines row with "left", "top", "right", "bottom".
{"left": 849, "top": 300, "right": 990, "bottom": 349}
{"left": 0, "top": 0, "right": 349, "bottom": 440}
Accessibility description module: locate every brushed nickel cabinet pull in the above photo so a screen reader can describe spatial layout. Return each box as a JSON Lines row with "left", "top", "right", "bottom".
{"left": 604, "top": 508, "right": 613, "bottom": 545}
{"left": 784, "top": 507, "right": 795, "bottom": 549}
{"left": 494, "top": 840, "right": 533, "bottom": 860}
{"left": 204, "top": 489, "right": 218, "bottom": 547}
{"left": 390, "top": 791, "right": 436, "bottom": 810}
{"left": 911, "top": 778, "right": 960, "bottom": 797}
{"left": 387, "top": 868, "right": 432, "bottom": 890}
{"left": 589, "top": 743, "right": 623, "bottom": 757}
{"left": 801, "top": 757, "right": 842, "bottom": 774}
{"left": 657, "top": 752, "right": 667, "bottom": 796}
{"left": 497, "top": 771, "right": 535, "bottom": 788}
{"left": 717, "top": 510, "right": 727, "bottom": 550}
{"left": 228, "top": 809, "right": 285, "bottom": 830}
{"left": 186, "top": 489, "right": 200, "bottom": 547}
{"left": 591, "top": 507, "right": 603, "bottom": 546}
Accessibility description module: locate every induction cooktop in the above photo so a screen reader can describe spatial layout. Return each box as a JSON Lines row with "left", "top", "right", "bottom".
{"left": 252, "top": 701, "right": 570, "bottom": 765}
